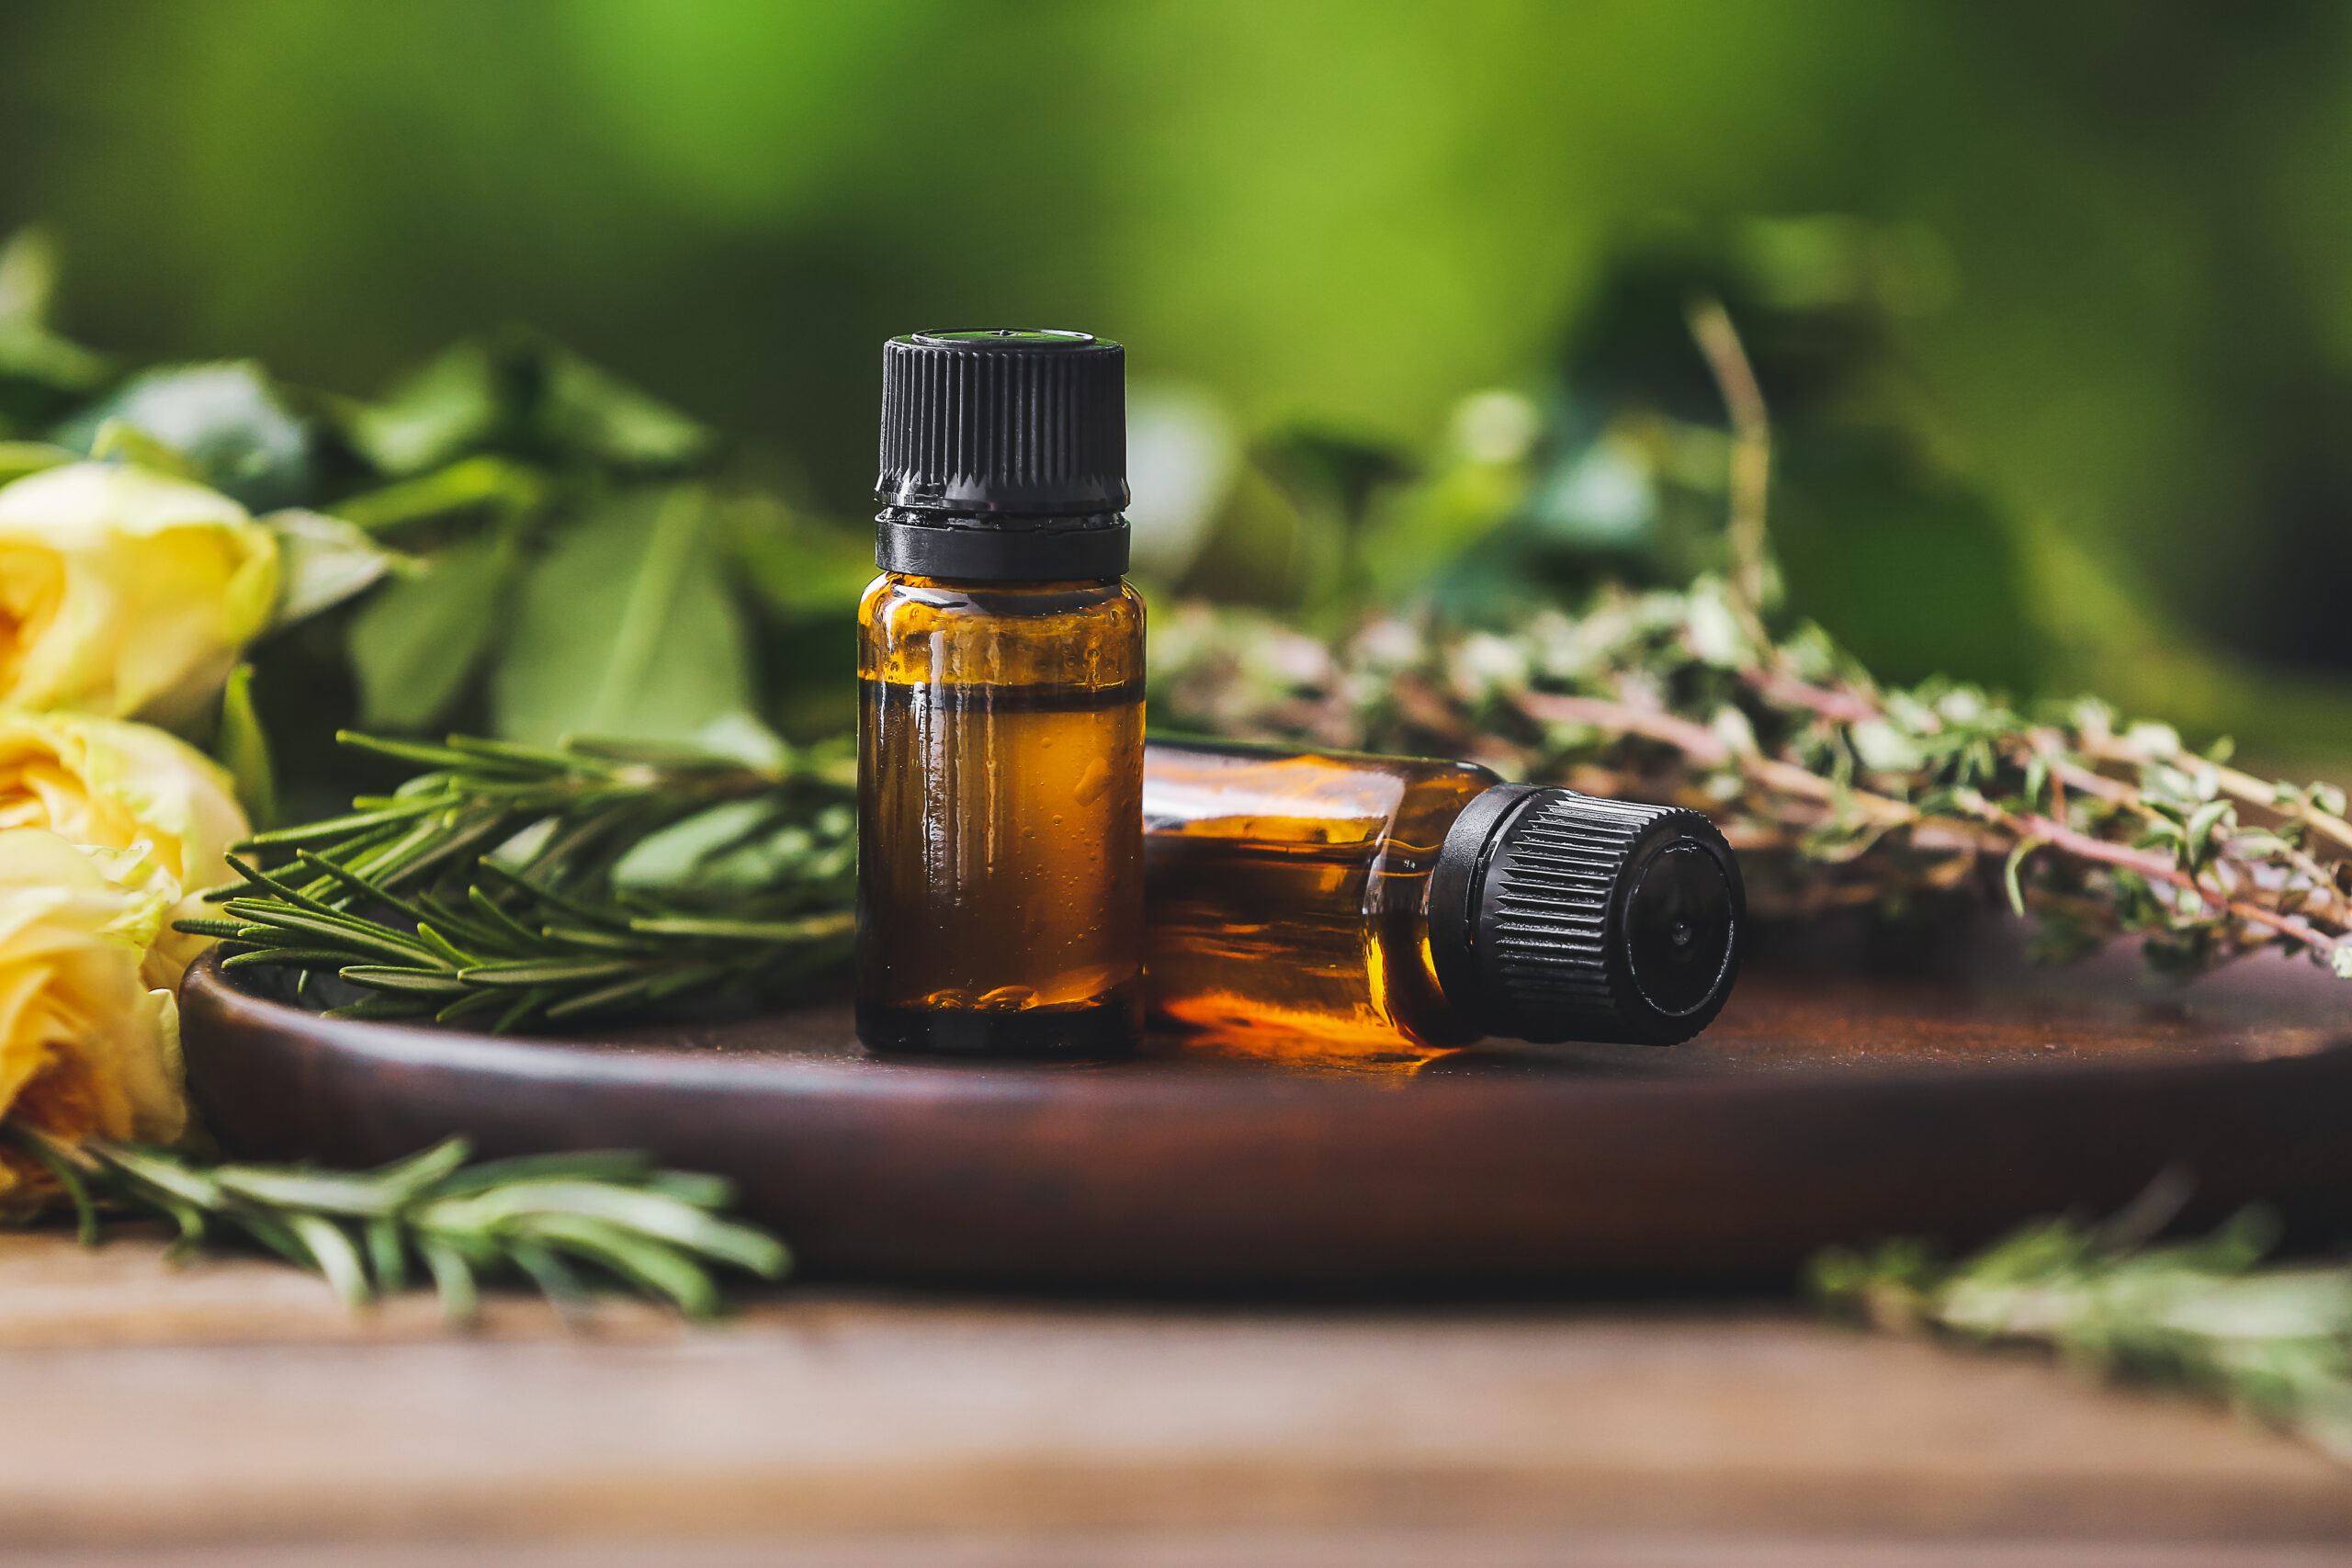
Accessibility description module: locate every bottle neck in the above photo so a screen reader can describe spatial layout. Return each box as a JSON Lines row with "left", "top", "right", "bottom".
{"left": 876, "top": 506, "right": 1130, "bottom": 581}
{"left": 1425, "top": 784, "right": 1543, "bottom": 1026}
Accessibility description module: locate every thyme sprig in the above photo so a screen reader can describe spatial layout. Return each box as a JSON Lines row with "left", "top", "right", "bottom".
{"left": 183, "top": 731, "right": 856, "bottom": 1031}
{"left": 1814, "top": 1190, "right": 2352, "bottom": 1461}
{"left": 0, "top": 1121, "right": 788, "bottom": 1321}
{"left": 1152, "top": 590, "right": 2352, "bottom": 981}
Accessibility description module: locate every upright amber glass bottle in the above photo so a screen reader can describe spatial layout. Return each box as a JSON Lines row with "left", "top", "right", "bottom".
{"left": 1142, "top": 739, "right": 1745, "bottom": 1053}
{"left": 857, "top": 330, "right": 1144, "bottom": 1055}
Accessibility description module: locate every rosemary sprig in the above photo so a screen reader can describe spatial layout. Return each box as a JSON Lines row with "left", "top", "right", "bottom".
{"left": 0, "top": 1119, "right": 788, "bottom": 1321}
{"left": 186, "top": 731, "right": 856, "bottom": 1031}
{"left": 1814, "top": 1190, "right": 2352, "bottom": 1461}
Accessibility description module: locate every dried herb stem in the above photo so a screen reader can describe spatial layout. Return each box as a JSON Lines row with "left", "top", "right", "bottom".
{"left": 1687, "top": 294, "right": 1775, "bottom": 632}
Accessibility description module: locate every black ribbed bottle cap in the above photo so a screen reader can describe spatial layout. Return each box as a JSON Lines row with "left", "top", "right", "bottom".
{"left": 875, "top": 328, "right": 1129, "bottom": 581}
{"left": 1428, "top": 785, "right": 1744, "bottom": 1045}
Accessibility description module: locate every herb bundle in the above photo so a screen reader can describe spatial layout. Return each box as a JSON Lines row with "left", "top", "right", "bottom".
{"left": 2, "top": 1122, "right": 787, "bottom": 1321}
{"left": 1153, "top": 588, "right": 2352, "bottom": 981}
{"left": 183, "top": 730, "right": 856, "bottom": 1031}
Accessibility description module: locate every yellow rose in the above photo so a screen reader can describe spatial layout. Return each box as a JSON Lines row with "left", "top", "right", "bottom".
{"left": 0, "top": 828, "right": 184, "bottom": 1207}
{"left": 0, "top": 711, "right": 248, "bottom": 987}
{"left": 0, "top": 461, "right": 279, "bottom": 729}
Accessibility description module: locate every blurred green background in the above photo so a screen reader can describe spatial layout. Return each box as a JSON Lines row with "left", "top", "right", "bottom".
{"left": 5, "top": 0, "right": 2352, "bottom": 769}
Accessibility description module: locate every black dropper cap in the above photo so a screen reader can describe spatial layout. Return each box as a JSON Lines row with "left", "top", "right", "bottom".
{"left": 1428, "top": 785, "right": 1744, "bottom": 1045}
{"left": 875, "top": 328, "right": 1129, "bottom": 581}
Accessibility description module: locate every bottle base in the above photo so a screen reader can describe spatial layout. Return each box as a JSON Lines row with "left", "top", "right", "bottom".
{"left": 856, "top": 989, "right": 1143, "bottom": 1058}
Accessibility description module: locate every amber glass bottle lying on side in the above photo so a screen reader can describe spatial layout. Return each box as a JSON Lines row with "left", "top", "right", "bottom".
{"left": 1140, "top": 739, "right": 1745, "bottom": 1052}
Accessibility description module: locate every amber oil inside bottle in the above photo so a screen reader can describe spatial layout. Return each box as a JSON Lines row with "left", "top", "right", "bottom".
{"left": 858, "top": 575, "right": 1146, "bottom": 1055}
{"left": 1142, "top": 741, "right": 1496, "bottom": 1055}
{"left": 1143, "top": 739, "right": 1746, "bottom": 1060}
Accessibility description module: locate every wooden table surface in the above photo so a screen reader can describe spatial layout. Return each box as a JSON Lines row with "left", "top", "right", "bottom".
{"left": 5, "top": 1227, "right": 2350, "bottom": 1567}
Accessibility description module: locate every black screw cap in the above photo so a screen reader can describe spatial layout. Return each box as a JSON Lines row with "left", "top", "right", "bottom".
{"left": 875, "top": 330, "right": 1129, "bottom": 581}
{"left": 1429, "top": 785, "right": 1744, "bottom": 1045}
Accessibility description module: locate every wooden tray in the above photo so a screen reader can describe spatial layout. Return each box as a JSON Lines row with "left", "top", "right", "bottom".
{"left": 178, "top": 918, "right": 2352, "bottom": 1292}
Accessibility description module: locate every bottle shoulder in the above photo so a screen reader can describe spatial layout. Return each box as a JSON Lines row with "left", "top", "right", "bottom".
{"left": 862, "top": 573, "right": 1140, "bottom": 622}
{"left": 860, "top": 574, "right": 1142, "bottom": 688}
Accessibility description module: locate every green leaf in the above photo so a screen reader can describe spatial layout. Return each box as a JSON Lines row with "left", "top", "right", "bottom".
{"left": 332, "top": 456, "right": 548, "bottom": 536}
{"left": 230, "top": 1208, "right": 317, "bottom": 1271}
{"left": 721, "top": 492, "right": 876, "bottom": 616}
{"left": 518, "top": 1212, "right": 720, "bottom": 1316}
{"left": 536, "top": 346, "right": 711, "bottom": 470}
{"left": 423, "top": 1149, "right": 650, "bottom": 1199}
{"left": 220, "top": 903, "right": 443, "bottom": 966}
{"left": 419, "top": 1236, "right": 479, "bottom": 1325}
{"left": 505, "top": 1238, "right": 591, "bottom": 1321}
{"left": 238, "top": 799, "right": 442, "bottom": 849}
{"left": 0, "top": 227, "right": 112, "bottom": 392}
{"left": 343, "top": 333, "right": 708, "bottom": 477}
{"left": 345, "top": 340, "right": 504, "bottom": 476}
{"left": 0, "top": 227, "right": 59, "bottom": 326}
{"left": 0, "top": 440, "right": 74, "bottom": 486}
{"left": 87, "top": 418, "right": 202, "bottom": 481}
{"left": 628, "top": 910, "right": 854, "bottom": 943}
{"left": 175, "top": 918, "right": 254, "bottom": 940}
{"left": 642, "top": 1170, "right": 732, "bottom": 1209}
{"left": 339, "top": 965, "right": 473, "bottom": 996}
{"left": 365, "top": 1216, "right": 408, "bottom": 1292}
{"left": 91, "top": 1142, "right": 224, "bottom": 1209}
{"left": 263, "top": 509, "right": 402, "bottom": 627}
{"left": 2185, "top": 798, "right": 2234, "bottom": 864}
{"left": 492, "top": 486, "right": 755, "bottom": 746}
{"left": 347, "top": 531, "right": 515, "bottom": 730}
{"left": 416, "top": 1179, "right": 786, "bottom": 1277}
{"left": 214, "top": 1166, "right": 404, "bottom": 1217}
{"left": 59, "top": 362, "right": 311, "bottom": 510}
{"left": 2002, "top": 836, "right": 2043, "bottom": 919}
{"left": 215, "top": 663, "right": 279, "bottom": 829}
{"left": 219, "top": 946, "right": 355, "bottom": 970}
{"left": 1, "top": 1122, "right": 97, "bottom": 1246}
{"left": 457, "top": 956, "right": 643, "bottom": 987}
{"left": 611, "top": 798, "right": 797, "bottom": 900}
{"left": 369, "top": 1136, "right": 475, "bottom": 1196}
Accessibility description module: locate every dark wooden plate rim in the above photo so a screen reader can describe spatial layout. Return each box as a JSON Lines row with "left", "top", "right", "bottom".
{"left": 182, "top": 950, "right": 2352, "bottom": 1101}
{"left": 178, "top": 950, "right": 2352, "bottom": 1288}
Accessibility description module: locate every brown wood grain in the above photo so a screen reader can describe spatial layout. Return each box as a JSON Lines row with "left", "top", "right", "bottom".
{"left": 10, "top": 1544, "right": 2352, "bottom": 1568}
{"left": 1, "top": 1232, "right": 2348, "bottom": 1558}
